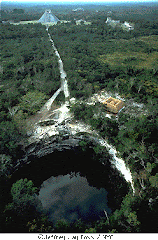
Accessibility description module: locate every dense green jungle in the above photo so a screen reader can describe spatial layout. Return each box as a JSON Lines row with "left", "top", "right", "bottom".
{"left": 0, "top": 2, "right": 158, "bottom": 233}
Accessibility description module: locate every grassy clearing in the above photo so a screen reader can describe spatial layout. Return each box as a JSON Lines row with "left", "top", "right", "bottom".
{"left": 99, "top": 51, "right": 158, "bottom": 69}
{"left": 12, "top": 20, "right": 38, "bottom": 25}
{"left": 98, "top": 35, "right": 158, "bottom": 70}
{"left": 138, "top": 35, "right": 158, "bottom": 49}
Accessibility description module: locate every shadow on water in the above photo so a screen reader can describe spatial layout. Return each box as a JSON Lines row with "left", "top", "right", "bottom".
{"left": 38, "top": 173, "right": 111, "bottom": 224}
{"left": 11, "top": 145, "right": 129, "bottom": 224}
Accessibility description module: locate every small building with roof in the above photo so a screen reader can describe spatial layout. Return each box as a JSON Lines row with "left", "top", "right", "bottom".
{"left": 123, "top": 21, "right": 134, "bottom": 31}
{"left": 102, "top": 97, "right": 124, "bottom": 114}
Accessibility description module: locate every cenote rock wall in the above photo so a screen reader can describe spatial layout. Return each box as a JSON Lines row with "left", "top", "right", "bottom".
{"left": 10, "top": 141, "right": 129, "bottom": 224}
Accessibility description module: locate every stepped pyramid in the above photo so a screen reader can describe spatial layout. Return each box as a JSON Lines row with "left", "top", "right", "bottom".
{"left": 39, "top": 9, "right": 59, "bottom": 23}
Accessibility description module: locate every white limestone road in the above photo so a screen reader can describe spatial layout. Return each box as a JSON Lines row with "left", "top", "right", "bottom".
{"left": 39, "top": 30, "right": 70, "bottom": 114}
{"left": 48, "top": 32, "right": 70, "bottom": 100}
{"left": 41, "top": 87, "right": 62, "bottom": 112}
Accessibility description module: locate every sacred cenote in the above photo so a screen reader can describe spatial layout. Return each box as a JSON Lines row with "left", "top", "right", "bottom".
{"left": 11, "top": 141, "right": 129, "bottom": 224}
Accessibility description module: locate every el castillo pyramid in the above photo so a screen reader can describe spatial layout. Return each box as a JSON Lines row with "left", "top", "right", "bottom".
{"left": 38, "top": 9, "right": 59, "bottom": 23}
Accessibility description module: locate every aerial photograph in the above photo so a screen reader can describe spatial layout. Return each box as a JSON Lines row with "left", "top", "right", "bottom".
{"left": 0, "top": 0, "right": 158, "bottom": 233}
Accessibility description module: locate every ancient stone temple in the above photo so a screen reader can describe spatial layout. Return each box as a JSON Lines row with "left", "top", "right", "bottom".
{"left": 38, "top": 9, "right": 59, "bottom": 23}
{"left": 103, "top": 97, "right": 124, "bottom": 113}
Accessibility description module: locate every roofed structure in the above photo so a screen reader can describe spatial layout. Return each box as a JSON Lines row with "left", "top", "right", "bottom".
{"left": 72, "top": 8, "right": 84, "bottom": 12}
{"left": 105, "top": 17, "right": 134, "bottom": 31}
{"left": 123, "top": 21, "right": 134, "bottom": 31}
{"left": 106, "top": 17, "right": 120, "bottom": 25}
{"left": 38, "top": 9, "right": 59, "bottom": 23}
{"left": 103, "top": 97, "right": 124, "bottom": 113}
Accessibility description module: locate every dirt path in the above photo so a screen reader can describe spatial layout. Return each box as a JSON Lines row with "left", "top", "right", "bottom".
{"left": 48, "top": 32, "right": 70, "bottom": 100}
{"left": 29, "top": 29, "right": 71, "bottom": 128}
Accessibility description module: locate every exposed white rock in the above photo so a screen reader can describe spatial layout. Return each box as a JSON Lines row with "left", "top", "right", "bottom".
{"left": 98, "top": 138, "right": 135, "bottom": 193}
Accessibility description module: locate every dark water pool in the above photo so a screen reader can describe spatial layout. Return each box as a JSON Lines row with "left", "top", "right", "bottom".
{"left": 38, "top": 173, "right": 111, "bottom": 224}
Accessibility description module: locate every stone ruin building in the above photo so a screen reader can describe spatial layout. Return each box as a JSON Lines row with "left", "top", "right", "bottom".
{"left": 103, "top": 97, "right": 124, "bottom": 114}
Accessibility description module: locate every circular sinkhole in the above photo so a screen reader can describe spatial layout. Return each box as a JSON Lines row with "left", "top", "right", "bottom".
{"left": 11, "top": 142, "right": 129, "bottom": 225}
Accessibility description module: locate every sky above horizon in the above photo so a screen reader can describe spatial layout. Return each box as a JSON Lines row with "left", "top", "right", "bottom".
{"left": 1, "top": 0, "right": 157, "bottom": 3}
